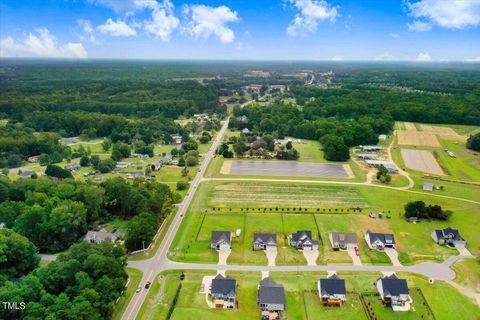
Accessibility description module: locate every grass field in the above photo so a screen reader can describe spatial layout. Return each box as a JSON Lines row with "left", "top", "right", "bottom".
{"left": 137, "top": 270, "right": 479, "bottom": 320}
{"left": 208, "top": 182, "right": 369, "bottom": 209}
{"left": 170, "top": 180, "right": 480, "bottom": 264}
{"left": 112, "top": 268, "right": 143, "bottom": 320}
{"left": 452, "top": 258, "right": 480, "bottom": 293}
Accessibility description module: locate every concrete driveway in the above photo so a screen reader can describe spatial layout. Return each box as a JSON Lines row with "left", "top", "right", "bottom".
{"left": 218, "top": 249, "right": 231, "bottom": 265}
{"left": 347, "top": 248, "right": 362, "bottom": 266}
{"left": 265, "top": 249, "right": 277, "bottom": 267}
{"left": 303, "top": 250, "right": 319, "bottom": 266}
{"left": 456, "top": 247, "right": 473, "bottom": 257}
{"left": 385, "top": 248, "right": 402, "bottom": 266}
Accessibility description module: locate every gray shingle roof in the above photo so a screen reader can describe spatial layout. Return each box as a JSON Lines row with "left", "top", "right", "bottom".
{"left": 253, "top": 233, "right": 277, "bottom": 246}
{"left": 367, "top": 231, "right": 395, "bottom": 245}
{"left": 258, "top": 277, "right": 285, "bottom": 305}
{"left": 380, "top": 274, "right": 409, "bottom": 296}
{"left": 211, "top": 231, "right": 231, "bottom": 246}
{"left": 436, "top": 227, "right": 464, "bottom": 241}
{"left": 211, "top": 274, "right": 236, "bottom": 297}
{"left": 319, "top": 274, "right": 346, "bottom": 296}
{"left": 331, "top": 232, "right": 357, "bottom": 246}
{"left": 291, "top": 230, "right": 313, "bottom": 243}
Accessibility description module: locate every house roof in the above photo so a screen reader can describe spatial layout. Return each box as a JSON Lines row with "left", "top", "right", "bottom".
{"left": 330, "top": 232, "right": 357, "bottom": 246}
{"left": 366, "top": 231, "right": 395, "bottom": 245}
{"left": 291, "top": 230, "right": 313, "bottom": 243}
{"left": 84, "top": 228, "right": 121, "bottom": 243}
{"left": 211, "top": 231, "right": 231, "bottom": 246}
{"left": 253, "top": 233, "right": 277, "bottom": 246}
{"left": 379, "top": 274, "right": 409, "bottom": 296}
{"left": 258, "top": 277, "right": 285, "bottom": 305}
{"left": 319, "top": 274, "right": 346, "bottom": 296}
{"left": 211, "top": 274, "right": 236, "bottom": 297}
{"left": 435, "top": 227, "right": 464, "bottom": 241}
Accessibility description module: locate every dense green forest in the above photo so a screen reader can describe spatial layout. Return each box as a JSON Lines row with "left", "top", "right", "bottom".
{"left": 0, "top": 177, "right": 174, "bottom": 252}
{"left": 0, "top": 240, "right": 127, "bottom": 320}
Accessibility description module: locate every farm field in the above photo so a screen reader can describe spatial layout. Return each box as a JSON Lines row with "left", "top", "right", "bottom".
{"left": 210, "top": 157, "right": 364, "bottom": 181}
{"left": 397, "top": 131, "right": 441, "bottom": 147}
{"left": 170, "top": 181, "right": 480, "bottom": 265}
{"left": 400, "top": 149, "right": 444, "bottom": 175}
{"left": 137, "top": 271, "right": 480, "bottom": 320}
{"left": 224, "top": 160, "right": 353, "bottom": 178}
{"left": 207, "top": 182, "right": 368, "bottom": 209}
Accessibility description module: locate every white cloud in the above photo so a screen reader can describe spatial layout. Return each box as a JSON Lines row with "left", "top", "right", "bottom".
{"left": 87, "top": 0, "right": 153, "bottom": 12}
{"left": 407, "top": 20, "right": 432, "bottom": 31}
{"left": 144, "top": 0, "right": 180, "bottom": 41}
{"left": 407, "top": 0, "right": 480, "bottom": 30}
{"left": 375, "top": 52, "right": 396, "bottom": 61}
{"left": 329, "top": 55, "right": 343, "bottom": 61}
{"left": 0, "top": 28, "right": 88, "bottom": 58}
{"left": 97, "top": 18, "right": 137, "bottom": 37}
{"left": 416, "top": 52, "right": 432, "bottom": 61}
{"left": 465, "top": 56, "right": 480, "bottom": 62}
{"left": 183, "top": 5, "right": 239, "bottom": 43}
{"left": 287, "top": 0, "right": 338, "bottom": 36}
{"left": 77, "top": 19, "right": 96, "bottom": 41}
{"left": 390, "top": 33, "right": 400, "bottom": 38}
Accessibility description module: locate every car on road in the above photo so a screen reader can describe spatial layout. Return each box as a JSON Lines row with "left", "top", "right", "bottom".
{"left": 136, "top": 287, "right": 141, "bottom": 293}
{"left": 145, "top": 281, "right": 151, "bottom": 289}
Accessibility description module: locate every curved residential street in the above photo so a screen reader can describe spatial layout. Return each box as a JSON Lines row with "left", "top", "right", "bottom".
{"left": 120, "top": 120, "right": 479, "bottom": 319}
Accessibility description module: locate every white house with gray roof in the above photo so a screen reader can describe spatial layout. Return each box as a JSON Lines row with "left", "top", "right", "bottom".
{"left": 317, "top": 274, "right": 346, "bottom": 305}
{"left": 431, "top": 227, "right": 466, "bottom": 248}
{"left": 210, "top": 231, "right": 232, "bottom": 251}
{"left": 329, "top": 232, "right": 358, "bottom": 250}
{"left": 84, "top": 228, "right": 121, "bottom": 244}
{"left": 289, "top": 230, "right": 319, "bottom": 251}
{"left": 253, "top": 233, "right": 277, "bottom": 251}
{"left": 376, "top": 274, "right": 411, "bottom": 310}
{"left": 257, "top": 277, "right": 286, "bottom": 317}
{"left": 209, "top": 274, "right": 236, "bottom": 309}
{"left": 364, "top": 230, "right": 395, "bottom": 250}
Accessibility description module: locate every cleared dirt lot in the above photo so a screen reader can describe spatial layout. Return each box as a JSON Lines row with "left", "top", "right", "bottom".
{"left": 225, "top": 160, "right": 353, "bottom": 178}
{"left": 397, "top": 131, "right": 441, "bottom": 147}
{"left": 404, "top": 122, "right": 418, "bottom": 131}
{"left": 401, "top": 149, "right": 445, "bottom": 175}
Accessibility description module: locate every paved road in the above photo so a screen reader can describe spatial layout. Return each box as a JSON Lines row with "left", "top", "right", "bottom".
{"left": 127, "top": 253, "right": 473, "bottom": 285}
{"left": 121, "top": 119, "right": 229, "bottom": 320}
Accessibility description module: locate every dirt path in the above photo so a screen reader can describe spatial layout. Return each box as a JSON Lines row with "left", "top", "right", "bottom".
{"left": 386, "top": 131, "right": 414, "bottom": 190}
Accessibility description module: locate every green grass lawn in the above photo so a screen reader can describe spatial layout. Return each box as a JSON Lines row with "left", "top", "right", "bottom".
{"left": 138, "top": 270, "right": 479, "bottom": 320}
{"left": 112, "top": 268, "right": 143, "bottom": 320}
{"left": 287, "top": 137, "right": 327, "bottom": 163}
{"left": 451, "top": 258, "right": 480, "bottom": 293}
{"left": 137, "top": 270, "right": 261, "bottom": 320}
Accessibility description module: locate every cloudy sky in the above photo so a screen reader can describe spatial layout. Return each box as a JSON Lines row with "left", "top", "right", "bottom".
{"left": 1, "top": 0, "right": 479, "bottom": 60}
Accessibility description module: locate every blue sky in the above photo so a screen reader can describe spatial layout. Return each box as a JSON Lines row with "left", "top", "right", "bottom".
{"left": 1, "top": 0, "right": 479, "bottom": 60}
